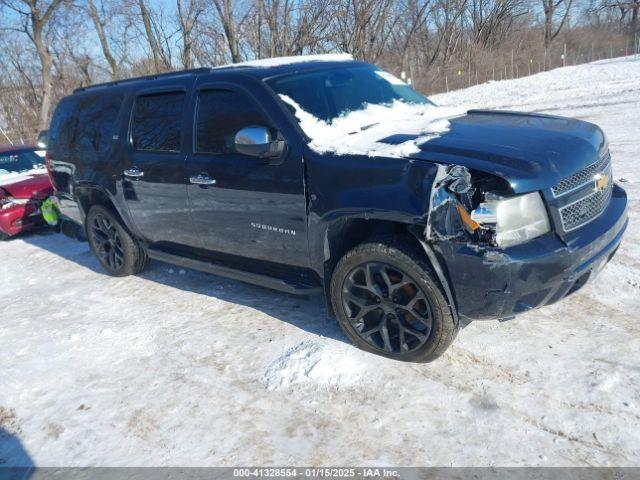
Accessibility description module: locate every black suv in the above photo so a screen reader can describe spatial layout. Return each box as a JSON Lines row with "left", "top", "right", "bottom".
{"left": 47, "top": 56, "right": 628, "bottom": 362}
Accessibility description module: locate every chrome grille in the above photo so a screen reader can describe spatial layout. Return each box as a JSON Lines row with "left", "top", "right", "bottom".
{"left": 552, "top": 151, "right": 611, "bottom": 197}
{"left": 559, "top": 181, "right": 613, "bottom": 232}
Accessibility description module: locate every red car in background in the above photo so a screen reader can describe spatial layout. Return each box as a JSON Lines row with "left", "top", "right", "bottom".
{"left": 0, "top": 145, "right": 53, "bottom": 240}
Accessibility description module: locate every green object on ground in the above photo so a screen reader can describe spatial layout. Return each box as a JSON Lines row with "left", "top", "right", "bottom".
{"left": 41, "top": 197, "right": 59, "bottom": 226}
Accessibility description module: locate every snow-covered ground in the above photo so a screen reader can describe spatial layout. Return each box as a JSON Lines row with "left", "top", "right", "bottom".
{"left": 1, "top": 56, "right": 639, "bottom": 467}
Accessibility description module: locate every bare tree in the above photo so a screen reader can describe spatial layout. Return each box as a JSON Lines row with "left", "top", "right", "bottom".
{"left": 138, "top": 0, "right": 172, "bottom": 71}
{"left": 251, "top": 0, "right": 332, "bottom": 56}
{"left": 177, "top": 0, "right": 205, "bottom": 68}
{"left": 542, "top": 0, "right": 574, "bottom": 50}
{"left": 593, "top": 0, "right": 640, "bottom": 41}
{"left": 0, "top": 0, "right": 65, "bottom": 131}
{"left": 333, "top": 0, "right": 400, "bottom": 61}
{"left": 389, "top": 0, "right": 433, "bottom": 71}
{"left": 210, "top": 0, "right": 244, "bottom": 63}
{"left": 87, "top": 0, "right": 121, "bottom": 79}
{"left": 428, "top": 0, "right": 468, "bottom": 66}
{"left": 0, "top": 37, "right": 40, "bottom": 141}
{"left": 470, "top": 0, "right": 529, "bottom": 47}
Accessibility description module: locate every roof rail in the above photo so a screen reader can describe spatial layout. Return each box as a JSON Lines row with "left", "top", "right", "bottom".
{"left": 73, "top": 67, "right": 213, "bottom": 93}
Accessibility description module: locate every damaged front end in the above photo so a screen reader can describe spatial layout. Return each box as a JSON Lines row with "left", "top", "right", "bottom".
{"left": 422, "top": 163, "right": 565, "bottom": 324}
{"left": 421, "top": 165, "right": 522, "bottom": 324}
{"left": 419, "top": 163, "right": 626, "bottom": 325}
{"left": 426, "top": 164, "right": 550, "bottom": 249}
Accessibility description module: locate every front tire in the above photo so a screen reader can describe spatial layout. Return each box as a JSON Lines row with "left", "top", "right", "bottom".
{"left": 330, "top": 238, "right": 458, "bottom": 362}
{"left": 86, "top": 205, "right": 148, "bottom": 276}
{"left": 0, "top": 230, "right": 9, "bottom": 241}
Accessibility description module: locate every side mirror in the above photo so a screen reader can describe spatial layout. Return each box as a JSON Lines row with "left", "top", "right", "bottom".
{"left": 234, "top": 125, "right": 284, "bottom": 163}
{"left": 37, "top": 129, "right": 49, "bottom": 149}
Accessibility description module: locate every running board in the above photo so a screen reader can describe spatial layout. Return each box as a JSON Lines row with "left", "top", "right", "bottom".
{"left": 146, "top": 248, "right": 322, "bottom": 296}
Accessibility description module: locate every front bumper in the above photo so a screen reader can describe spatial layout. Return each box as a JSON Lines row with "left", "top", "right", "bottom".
{"left": 0, "top": 201, "right": 43, "bottom": 237}
{"left": 434, "top": 183, "right": 628, "bottom": 322}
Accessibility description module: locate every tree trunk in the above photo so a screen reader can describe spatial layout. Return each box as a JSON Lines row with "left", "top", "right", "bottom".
{"left": 542, "top": 0, "right": 572, "bottom": 51}
{"left": 177, "top": 0, "right": 198, "bottom": 69}
{"left": 543, "top": 1, "right": 553, "bottom": 50}
{"left": 21, "top": 0, "right": 64, "bottom": 132}
{"left": 88, "top": 0, "right": 120, "bottom": 79}
{"left": 213, "top": 0, "right": 242, "bottom": 63}
{"left": 32, "top": 25, "right": 53, "bottom": 132}
{"left": 139, "top": 0, "right": 163, "bottom": 72}
{"left": 631, "top": 0, "right": 639, "bottom": 43}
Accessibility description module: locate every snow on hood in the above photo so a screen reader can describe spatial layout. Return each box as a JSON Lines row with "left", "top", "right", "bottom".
{"left": 214, "top": 53, "right": 353, "bottom": 70}
{"left": 0, "top": 168, "right": 48, "bottom": 188}
{"left": 279, "top": 95, "right": 468, "bottom": 158}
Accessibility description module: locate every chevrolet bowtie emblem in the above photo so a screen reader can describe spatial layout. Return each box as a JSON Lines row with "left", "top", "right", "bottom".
{"left": 594, "top": 173, "right": 609, "bottom": 192}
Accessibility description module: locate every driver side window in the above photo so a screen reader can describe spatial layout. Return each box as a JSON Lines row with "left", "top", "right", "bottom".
{"left": 195, "top": 89, "right": 269, "bottom": 155}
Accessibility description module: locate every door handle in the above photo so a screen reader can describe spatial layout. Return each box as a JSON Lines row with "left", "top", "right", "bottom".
{"left": 190, "top": 174, "right": 216, "bottom": 186}
{"left": 124, "top": 167, "right": 144, "bottom": 178}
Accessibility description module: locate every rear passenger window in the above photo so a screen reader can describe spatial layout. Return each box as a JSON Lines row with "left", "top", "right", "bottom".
{"left": 196, "top": 89, "right": 269, "bottom": 154}
{"left": 131, "top": 92, "right": 185, "bottom": 152}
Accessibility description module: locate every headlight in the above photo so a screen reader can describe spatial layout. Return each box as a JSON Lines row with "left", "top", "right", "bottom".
{"left": 0, "top": 196, "right": 30, "bottom": 210}
{"left": 471, "top": 192, "right": 550, "bottom": 248}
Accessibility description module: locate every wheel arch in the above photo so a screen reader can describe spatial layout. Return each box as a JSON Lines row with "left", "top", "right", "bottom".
{"left": 75, "top": 185, "right": 130, "bottom": 233}
{"left": 320, "top": 217, "right": 459, "bottom": 325}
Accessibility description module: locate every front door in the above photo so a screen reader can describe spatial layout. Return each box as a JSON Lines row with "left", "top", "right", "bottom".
{"left": 185, "top": 84, "right": 309, "bottom": 268}
{"left": 122, "top": 87, "right": 196, "bottom": 247}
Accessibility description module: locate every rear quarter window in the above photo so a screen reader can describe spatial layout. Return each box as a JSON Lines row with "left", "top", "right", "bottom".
{"left": 75, "top": 93, "right": 124, "bottom": 152}
{"left": 49, "top": 97, "right": 79, "bottom": 153}
{"left": 49, "top": 92, "right": 124, "bottom": 154}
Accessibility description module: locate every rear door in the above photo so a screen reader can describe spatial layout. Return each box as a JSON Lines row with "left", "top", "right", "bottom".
{"left": 185, "top": 79, "right": 309, "bottom": 268}
{"left": 122, "top": 85, "right": 197, "bottom": 246}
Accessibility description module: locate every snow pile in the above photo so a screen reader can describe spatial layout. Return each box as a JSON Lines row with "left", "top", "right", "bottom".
{"left": 215, "top": 53, "right": 353, "bottom": 70}
{"left": 433, "top": 55, "right": 640, "bottom": 113}
{"left": 280, "top": 95, "right": 466, "bottom": 157}
{"left": 263, "top": 340, "right": 365, "bottom": 391}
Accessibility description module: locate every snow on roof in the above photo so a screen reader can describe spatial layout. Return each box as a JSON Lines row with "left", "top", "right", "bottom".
{"left": 279, "top": 95, "right": 467, "bottom": 158}
{"left": 214, "top": 53, "right": 354, "bottom": 70}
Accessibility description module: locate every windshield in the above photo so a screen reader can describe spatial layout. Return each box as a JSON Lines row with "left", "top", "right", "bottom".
{"left": 0, "top": 150, "right": 45, "bottom": 176}
{"left": 266, "top": 65, "right": 432, "bottom": 122}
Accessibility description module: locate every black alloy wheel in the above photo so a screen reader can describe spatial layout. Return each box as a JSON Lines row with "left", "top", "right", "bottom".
{"left": 90, "top": 212, "right": 125, "bottom": 271}
{"left": 86, "top": 205, "right": 148, "bottom": 277}
{"left": 330, "top": 239, "right": 458, "bottom": 362}
{"left": 341, "top": 262, "right": 433, "bottom": 354}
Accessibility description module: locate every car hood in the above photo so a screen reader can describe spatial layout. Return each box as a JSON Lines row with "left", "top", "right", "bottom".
{"left": 400, "top": 110, "right": 606, "bottom": 193}
{"left": 0, "top": 171, "right": 53, "bottom": 199}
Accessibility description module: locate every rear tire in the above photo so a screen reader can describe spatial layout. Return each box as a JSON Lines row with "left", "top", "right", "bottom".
{"left": 330, "top": 238, "right": 458, "bottom": 362}
{"left": 0, "top": 231, "right": 9, "bottom": 241}
{"left": 86, "top": 205, "right": 148, "bottom": 276}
